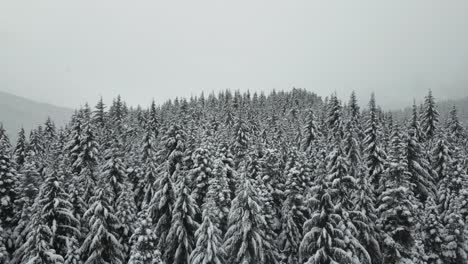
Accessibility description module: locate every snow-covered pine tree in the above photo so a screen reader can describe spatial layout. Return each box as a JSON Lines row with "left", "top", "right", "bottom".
{"left": 232, "top": 116, "right": 249, "bottom": 167}
{"left": 348, "top": 91, "right": 361, "bottom": 123}
{"left": 447, "top": 106, "right": 465, "bottom": 141}
{"left": 423, "top": 197, "right": 443, "bottom": 264}
{"left": 99, "top": 135, "right": 128, "bottom": 203}
{"left": 0, "top": 128, "right": 18, "bottom": 253}
{"left": 299, "top": 174, "right": 358, "bottom": 264}
{"left": 215, "top": 142, "right": 237, "bottom": 200}
{"left": 189, "top": 198, "right": 225, "bottom": 264}
{"left": 207, "top": 159, "right": 232, "bottom": 232}
{"left": 409, "top": 100, "right": 426, "bottom": 143}
{"left": 147, "top": 100, "right": 160, "bottom": 138}
{"left": 301, "top": 108, "right": 321, "bottom": 154}
{"left": 406, "top": 128, "right": 437, "bottom": 202}
{"left": 12, "top": 156, "right": 41, "bottom": 250}
{"left": 136, "top": 129, "right": 159, "bottom": 208}
{"left": 440, "top": 200, "right": 468, "bottom": 264}
{"left": 128, "top": 210, "right": 163, "bottom": 264}
{"left": 189, "top": 147, "right": 214, "bottom": 208}
{"left": 81, "top": 187, "right": 124, "bottom": 264}
{"left": 278, "top": 152, "right": 312, "bottom": 264}
{"left": 17, "top": 221, "right": 64, "bottom": 264}
{"left": 326, "top": 93, "right": 343, "bottom": 140}
{"left": 377, "top": 127, "right": 417, "bottom": 264}
{"left": 93, "top": 97, "right": 107, "bottom": 128}
{"left": 14, "top": 127, "right": 28, "bottom": 168}
{"left": 146, "top": 163, "right": 175, "bottom": 252}
{"left": 437, "top": 145, "right": 468, "bottom": 220}
{"left": 422, "top": 90, "right": 440, "bottom": 141}
{"left": 223, "top": 176, "right": 280, "bottom": 264}
{"left": 363, "top": 93, "right": 387, "bottom": 193}
{"left": 432, "top": 134, "right": 452, "bottom": 184}
{"left": 36, "top": 166, "right": 79, "bottom": 257}
{"left": 165, "top": 169, "right": 199, "bottom": 264}
{"left": 13, "top": 161, "right": 78, "bottom": 264}
{"left": 157, "top": 124, "right": 186, "bottom": 178}
{"left": 115, "top": 185, "right": 137, "bottom": 260}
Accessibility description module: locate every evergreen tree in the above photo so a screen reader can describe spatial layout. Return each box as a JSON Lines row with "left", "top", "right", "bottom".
{"left": 81, "top": 188, "right": 124, "bottom": 264}
{"left": 301, "top": 108, "right": 321, "bottom": 154}
{"left": 299, "top": 176, "right": 357, "bottom": 264}
{"left": 189, "top": 147, "right": 214, "bottom": 208}
{"left": 432, "top": 136, "right": 452, "bottom": 183}
{"left": 326, "top": 94, "right": 343, "bottom": 139}
{"left": 128, "top": 211, "right": 163, "bottom": 264}
{"left": 115, "top": 186, "right": 137, "bottom": 260}
{"left": 0, "top": 129, "right": 18, "bottom": 251}
{"left": 165, "top": 171, "right": 199, "bottom": 264}
{"left": 14, "top": 127, "right": 28, "bottom": 168}
{"left": 377, "top": 128, "right": 417, "bottom": 264}
{"left": 440, "top": 200, "right": 468, "bottom": 264}
{"left": 99, "top": 136, "right": 127, "bottom": 202}
{"left": 190, "top": 199, "right": 225, "bottom": 264}
{"left": 423, "top": 197, "right": 443, "bottom": 264}
{"left": 422, "top": 90, "right": 439, "bottom": 141}
{"left": 146, "top": 162, "right": 175, "bottom": 251}
{"left": 224, "top": 177, "right": 280, "bottom": 264}
{"left": 447, "top": 106, "right": 465, "bottom": 140}
{"left": 364, "top": 93, "right": 386, "bottom": 193}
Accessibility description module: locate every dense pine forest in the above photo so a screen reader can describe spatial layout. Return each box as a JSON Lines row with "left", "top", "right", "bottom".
{"left": 1, "top": 88, "right": 468, "bottom": 264}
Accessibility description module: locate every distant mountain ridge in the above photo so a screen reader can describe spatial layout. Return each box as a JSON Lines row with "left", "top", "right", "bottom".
{"left": 0, "top": 90, "right": 74, "bottom": 142}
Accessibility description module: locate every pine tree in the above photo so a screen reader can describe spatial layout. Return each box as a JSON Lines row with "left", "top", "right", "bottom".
{"left": 93, "top": 97, "right": 107, "bottom": 127}
{"left": 299, "top": 176, "right": 356, "bottom": 264}
{"left": 81, "top": 188, "right": 124, "bottom": 264}
{"left": 364, "top": 93, "right": 386, "bottom": 193}
{"left": 164, "top": 170, "right": 199, "bottom": 264}
{"left": 422, "top": 90, "right": 439, "bottom": 141}
{"left": 14, "top": 127, "right": 28, "bottom": 168}
{"left": 128, "top": 211, "right": 163, "bottom": 264}
{"left": 326, "top": 94, "right": 343, "bottom": 140}
{"left": 208, "top": 159, "right": 232, "bottom": 232}
{"left": 99, "top": 136, "right": 127, "bottom": 202}
{"left": 146, "top": 163, "right": 175, "bottom": 251}
{"left": 440, "top": 200, "right": 468, "bottom": 264}
{"left": 190, "top": 199, "right": 225, "bottom": 264}
{"left": 377, "top": 128, "right": 417, "bottom": 264}
{"left": 147, "top": 100, "right": 160, "bottom": 138}
{"left": 0, "top": 129, "right": 18, "bottom": 251}
{"left": 189, "top": 147, "right": 214, "bottom": 208}
{"left": 447, "top": 106, "right": 465, "bottom": 140}
{"left": 12, "top": 157, "right": 41, "bottom": 250}
{"left": 224, "top": 177, "right": 280, "bottom": 264}
{"left": 410, "top": 101, "right": 426, "bottom": 142}
{"left": 278, "top": 152, "right": 313, "bottom": 264}
{"left": 17, "top": 222, "right": 64, "bottom": 264}
{"left": 423, "top": 197, "right": 443, "bottom": 264}
{"left": 301, "top": 108, "right": 321, "bottom": 154}
{"left": 406, "top": 128, "right": 437, "bottom": 202}
{"left": 115, "top": 186, "right": 137, "bottom": 260}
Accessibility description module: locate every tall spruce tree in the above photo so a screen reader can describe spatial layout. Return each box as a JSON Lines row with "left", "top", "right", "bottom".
{"left": 81, "top": 188, "right": 124, "bottom": 264}
{"left": 224, "top": 177, "right": 280, "bottom": 264}
{"left": 364, "top": 93, "right": 387, "bottom": 193}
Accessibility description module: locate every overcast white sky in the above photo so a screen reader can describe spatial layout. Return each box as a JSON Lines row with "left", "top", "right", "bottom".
{"left": 1, "top": 0, "right": 468, "bottom": 109}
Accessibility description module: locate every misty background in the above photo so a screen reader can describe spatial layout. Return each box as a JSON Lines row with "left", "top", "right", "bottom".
{"left": 1, "top": 0, "right": 468, "bottom": 110}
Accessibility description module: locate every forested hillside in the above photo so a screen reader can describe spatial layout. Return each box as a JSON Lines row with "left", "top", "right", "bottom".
{"left": 0, "top": 88, "right": 467, "bottom": 264}
{"left": 0, "top": 91, "right": 74, "bottom": 141}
